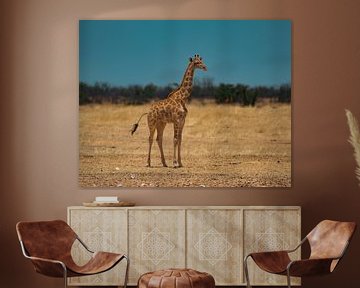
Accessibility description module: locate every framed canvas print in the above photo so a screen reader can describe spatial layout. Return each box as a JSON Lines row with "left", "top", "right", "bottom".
{"left": 79, "top": 20, "right": 291, "bottom": 188}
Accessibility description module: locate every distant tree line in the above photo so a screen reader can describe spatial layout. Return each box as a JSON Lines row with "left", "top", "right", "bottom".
{"left": 80, "top": 78, "right": 291, "bottom": 105}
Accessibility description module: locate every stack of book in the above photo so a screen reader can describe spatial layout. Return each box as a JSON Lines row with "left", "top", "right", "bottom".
{"left": 93, "top": 196, "right": 119, "bottom": 204}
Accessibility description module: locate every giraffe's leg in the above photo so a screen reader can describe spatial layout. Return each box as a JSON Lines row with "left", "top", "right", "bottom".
{"left": 156, "top": 123, "right": 167, "bottom": 167}
{"left": 147, "top": 125, "right": 156, "bottom": 167}
{"left": 173, "top": 122, "right": 181, "bottom": 168}
{"left": 176, "top": 120, "right": 185, "bottom": 168}
{"left": 177, "top": 128, "right": 184, "bottom": 168}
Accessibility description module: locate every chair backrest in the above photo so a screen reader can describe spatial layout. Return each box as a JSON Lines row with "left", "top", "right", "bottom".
{"left": 16, "top": 220, "right": 77, "bottom": 261}
{"left": 307, "top": 220, "right": 356, "bottom": 261}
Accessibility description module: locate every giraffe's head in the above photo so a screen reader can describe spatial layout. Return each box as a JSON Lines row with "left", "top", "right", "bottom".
{"left": 189, "top": 54, "right": 207, "bottom": 71}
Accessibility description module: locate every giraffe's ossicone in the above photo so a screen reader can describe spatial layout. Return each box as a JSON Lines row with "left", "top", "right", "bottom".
{"left": 131, "top": 54, "right": 207, "bottom": 168}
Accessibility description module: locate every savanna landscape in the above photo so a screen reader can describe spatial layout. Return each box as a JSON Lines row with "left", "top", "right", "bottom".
{"left": 79, "top": 101, "right": 291, "bottom": 188}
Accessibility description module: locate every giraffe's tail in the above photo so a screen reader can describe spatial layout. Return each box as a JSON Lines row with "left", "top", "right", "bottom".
{"left": 130, "top": 113, "right": 148, "bottom": 135}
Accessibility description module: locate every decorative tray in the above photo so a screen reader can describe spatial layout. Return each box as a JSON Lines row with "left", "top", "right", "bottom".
{"left": 83, "top": 202, "right": 135, "bottom": 207}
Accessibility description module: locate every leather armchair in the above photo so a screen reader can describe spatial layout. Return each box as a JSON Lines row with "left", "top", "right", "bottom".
{"left": 16, "top": 220, "right": 129, "bottom": 288}
{"left": 244, "top": 220, "right": 356, "bottom": 288}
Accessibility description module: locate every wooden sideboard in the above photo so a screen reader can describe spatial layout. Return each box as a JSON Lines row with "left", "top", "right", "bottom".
{"left": 67, "top": 206, "right": 301, "bottom": 286}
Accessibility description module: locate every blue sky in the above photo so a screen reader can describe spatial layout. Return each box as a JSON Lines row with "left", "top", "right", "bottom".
{"left": 79, "top": 20, "right": 291, "bottom": 87}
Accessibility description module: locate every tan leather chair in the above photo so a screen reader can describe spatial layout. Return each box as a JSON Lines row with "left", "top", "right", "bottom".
{"left": 244, "top": 220, "right": 356, "bottom": 288}
{"left": 16, "top": 220, "right": 129, "bottom": 288}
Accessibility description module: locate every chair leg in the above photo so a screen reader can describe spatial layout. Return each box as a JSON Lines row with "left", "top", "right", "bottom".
{"left": 123, "top": 255, "right": 130, "bottom": 288}
{"left": 244, "top": 255, "right": 252, "bottom": 288}
{"left": 62, "top": 264, "right": 68, "bottom": 288}
{"left": 286, "top": 269, "right": 291, "bottom": 288}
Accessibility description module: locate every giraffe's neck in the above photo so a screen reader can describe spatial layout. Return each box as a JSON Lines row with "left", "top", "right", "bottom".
{"left": 173, "top": 62, "right": 195, "bottom": 101}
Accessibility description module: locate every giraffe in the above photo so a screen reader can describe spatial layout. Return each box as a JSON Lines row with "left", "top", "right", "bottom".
{"left": 131, "top": 54, "right": 207, "bottom": 168}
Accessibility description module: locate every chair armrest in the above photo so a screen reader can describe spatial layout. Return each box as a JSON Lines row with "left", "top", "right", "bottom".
{"left": 286, "top": 237, "right": 307, "bottom": 253}
{"left": 25, "top": 255, "right": 67, "bottom": 277}
{"left": 247, "top": 250, "right": 290, "bottom": 258}
{"left": 19, "top": 240, "right": 67, "bottom": 277}
{"left": 26, "top": 255, "right": 65, "bottom": 266}
{"left": 246, "top": 251, "right": 292, "bottom": 274}
{"left": 245, "top": 236, "right": 306, "bottom": 259}
{"left": 76, "top": 236, "right": 94, "bottom": 253}
{"left": 287, "top": 258, "right": 335, "bottom": 277}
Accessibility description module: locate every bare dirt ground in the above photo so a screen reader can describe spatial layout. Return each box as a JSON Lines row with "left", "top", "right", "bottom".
{"left": 79, "top": 102, "right": 291, "bottom": 188}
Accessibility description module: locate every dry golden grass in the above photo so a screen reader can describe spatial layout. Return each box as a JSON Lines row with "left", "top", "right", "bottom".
{"left": 79, "top": 102, "right": 291, "bottom": 187}
{"left": 346, "top": 109, "right": 360, "bottom": 186}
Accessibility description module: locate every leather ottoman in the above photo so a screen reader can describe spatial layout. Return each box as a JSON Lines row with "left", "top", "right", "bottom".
{"left": 138, "top": 268, "right": 215, "bottom": 288}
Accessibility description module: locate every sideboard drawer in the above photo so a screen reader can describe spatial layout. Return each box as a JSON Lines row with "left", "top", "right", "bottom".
{"left": 68, "top": 208, "right": 128, "bottom": 286}
{"left": 128, "top": 209, "right": 186, "bottom": 283}
{"left": 187, "top": 209, "right": 243, "bottom": 285}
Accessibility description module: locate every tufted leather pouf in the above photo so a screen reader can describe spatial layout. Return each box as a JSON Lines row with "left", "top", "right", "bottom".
{"left": 138, "top": 268, "right": 215, "bottom": 288}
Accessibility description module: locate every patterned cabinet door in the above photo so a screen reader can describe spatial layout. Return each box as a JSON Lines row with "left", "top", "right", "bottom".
{"left": 128, "top": 209, "right": 186, "bottom": 284}
{"left": 187, "top": 209, "right": 243, "bottom": 285}
{"left": 68, "top": 208, "right": 128, "bottom": 286}
{"left": 244, "top": 208, "right": 301, "bottom": 286}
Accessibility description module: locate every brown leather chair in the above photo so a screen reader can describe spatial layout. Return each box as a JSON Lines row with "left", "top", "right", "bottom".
{"left": 16, "top": 220, "right": 129, "bottom": 288}
{"left": 244, "top": 220, "right": 356, "bottom": 288}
